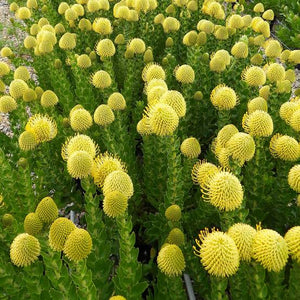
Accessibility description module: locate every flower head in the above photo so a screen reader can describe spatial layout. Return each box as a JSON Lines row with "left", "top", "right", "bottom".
{"left": 94, "top": 104, "right": 115, "bottom": 126}
{"left": 165, "top": 205, "right": 181, "bottom": 222}
{"left": 194, "top": 231, "right": 239, "bottom": 277}
{"left": 248, "top": 97, "right": 268, "bottom": 113}
{"left": 227, "top": 223, "right": 256, "bottom": 261}
{"left": 35, "top": 197, "right": 58, "bottom": 224}
{"left": 142, "top": 63, "right": 165, "bottom": 82}
{"left": 9, "top": 79, "right": 28, "bottom": 99}
{"left": 92, "top": 70, "right": 112, "bottom": 89}
{"left": 167, "top": 228, "right": 185, "bottom": 246}
{"left": 93, "top": 18, "right": 112, "bottom": 34}
{"left": 96, "top": 39, "right": 115, "bottom": 58}
{"left": 62, "top": 134, "right": 98, "bottom": 161}
{"left": 252, "top": 229, "right": 288, "bottom": 272}
{"left": 242, "top": 110, "right": 273, "bottom": 137}
{"left": 288, "top": 165, "right": 300, "bottom": 192}
{"left": 49, "top": 217, "right": 76, "bottom": 251}
{"left": 270, "top": 134, "right": 300, "bottom": 161}
{"left": 146, "top": 103, "right": 179, "bottom": 136}
{"left": 157, "top": 244, "right": 185, "bottom": 276}
{"left": 210, "top": 85, "right": 238, "bottom": 110}
{"left": 40, "top": 90, "right": 59, "bottom": 108}
{"left": 10, "top": 233, "right": 40, "bottom": 267}
{"left": 25, "top": 114, "right": 57, "bottom": 143}
{"left": 174, "top": 65, "right": 195, "bottom": 84}
{"left": 63, "top": 228, "right": 92, "bottom": 261}
{"left": 0, "top": 95, "right": 17, "bottom": 113}
{"left": 180, "top": 137, "right": 201, "bottom": 159}
{"left": 14, "top": 66, "right": 30, "bottom": 81}
{"left": 159, "top": 90, "right": 186, "bottom": 118}
{"left": 284, "top": 226, "right": 300, "bottom": 263}
{"left": 103, "top": 191, "right": 128, "bottom": 218}
{"left": 70, "top": 108, "right": 93, "bottom": 132}
{"left": 103, "top": 170, "right": 134, "bottom": 199}
{"left": 18, "top": 131, "right": 37, "bottom": 151}
{"left": 24, "top": 213, "right": 43, "bottom": 236}
{"left": 242, "top": 66, "right": 266, "bottom": 86}
{"left": 202, "top": 171, "right": 243, "bottom": 211}
{"left": 192, "top": 160, "right": 219, "bottom": 188}
{"left": 266, "top": 63, "right": 285, "bottom": 82}
{"left": 108, "top": 93, "right": 126, "bottom": 111}
{"left": 67, "top": 150, "right": 93, "bottom": 179}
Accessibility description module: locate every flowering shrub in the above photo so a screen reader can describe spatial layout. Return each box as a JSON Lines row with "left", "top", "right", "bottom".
{"left": 0, "top": 0, "right": 300, "bottom": 299}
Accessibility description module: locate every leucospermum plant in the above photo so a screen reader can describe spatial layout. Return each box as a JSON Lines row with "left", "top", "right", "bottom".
{"left": 0, "top": 0, "right": 300, "bottom": 299}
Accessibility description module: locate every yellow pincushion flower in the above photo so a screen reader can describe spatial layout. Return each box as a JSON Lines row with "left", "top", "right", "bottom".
{"left": 192, "top": 160, "right": 219, "bottom": 187}
{"left": 248, "top": 97, "right": 268, "bottom": 113}
{"left": 96, "top": 39, "right": 116, "bottom": 58}
{"left": 143, "top": 48, "right": 154, "bottom": 63}
{"left": 92, "top": 153, "right": 126, "bottom": 188}
{"left": 9, "top": 79, "right": 28, "bottom": 99}
{"left": 288, "top": 50, "right": 300, "bottom": 64}
{"left": 67, "top": 150, "right": 93, "bottom": 179}
{"left": 78, "top": 18, "right": 92, "bottom": 31}
{"left": 254, "top": 3, "right": 264, "bottom": 13}
{"left": 266, "top": 63, "right": 285, "bottom": 83}
{"left": 157, "top": 244, "right": 185, "bottom": 277}
{"left": 103, "top": 191, "right": 128, "bottom": 218}
{"left": 92, "top": 70, "right": 112, "bottom": 89}
{"left": 0, "top": 62, "right": 10, "bottom": 77}
{"left": 276, "top": 80, "right": 292, "bottom": 94}
{"left": 49, "top": 217, "right": 76, "bottom": 251}
{"left": 10, "top": 233, "right": 41, "bottom": 267}
{"left": 103, "top": 170, "right": 134, "bottom": 199}
{"left": 290, "top": 110, "right": 300, "bottom": 132}
{"left": 2, "top": 214, "right": 14, "bottom": 227}
{"left": 77, "top": 54, "right": 91, "bottom": 69}
{"left": 64, "top": 8, "right": 78, "bottom": 21}
{"left": 62, "top": 134, "right": 99, "bottom": 161}
{"left": 159, "top": 90, "right": 186, "bottom": 118}
{"left": 197, "top": 231, "right": 239, "bottom": 277}
{"left": 253, "top": 35, "right": 265, "bottom": 47}
{"left": 183, "top": 31, "right": 198, "bottom": 46}
{"left": 250, "top": 53, "right": 263, "bottom": 65}
{"left": 70, "top": 108, "right": 93, "bottom": 132}
{"left": 108, "top": 93, "right": 126, "bottom": 111}
{"left": 63, "top": 228, "right": 92, "bottom": 261}
{"left": 216, "top": 148, "right": 231, "bottom": 168}
{"left": 264, "top": 39, "right": 282, "bottom": 58}
{"left": 24, "top": 213, "right": 43, "bottom": 236}
{"left": 24, "top": 36, "right": 37, "bottom": 49}
{"left": 288, "top": 165, "right": 300, "bottom": 192}
{"left": 284, "top": 226, "right": 300, "bottom": 263}
{"left": 167, "top": 228, "right": 184, "bottom": 246}
{"left": 14, "top": 66, "right": 30, "bottom": 81}
{"left": 262, "top": 9, "right": 274, "bottom": 21}
{"left": 1, "top": 46, "right": 13, "bottom": 57}
{"left": 202, "top": 171, "right": 243, "bottom": 211}
{"left": 94, "top": 104, "right": 115, "bottom": 126}
{"left": 165, "top": 205, "right": 181, "bottom": 222}
{"left": 213, "top": 50, "right": 231, "bottom": 66}
{"left": 231, "top": 41, "right": 248, "bottom": 59}
{"left": 227, "top": 14, "right": 244, "bottom": 29}
{"left": 142, "top": 63, "right": 166, "bottom": 82}
{"left": 87, "top": 0, "right": 101, "bottom": 12}
{"left": 137, "top": 117, "right": 152, "bottom": 135}
{"left": 128, "top": 38, "right": 146, "bottom": 54}
{"left": 16, "top": 7, "right": 31, "bottom": 19}
{"left": 242, "top": 66, "right": 266, "bottom": 86}
{"left": 0, "top": 96, "right": 17, "bottom": 113}
{"left": 145, "top": 79, "right": 168, "bottom": 95}
{"left": 210, "top": 85, "right": 238, "bottom": 110}
{"left": 174, "top": 65, "right": 195, "bottom": 84}
{"left": 259, "top": 85, "right": 270, "bottom": 100}
{"left": 270, "top": 134, "right": 300, "bottom": 161}
{"left": 227, "top": 223, "right": 256, "bottom": 261}
{"left": 209, "top": 57, "right": 226, "bottom": 73}
{"left": 25, "top": 114, "right": 57, "bottom": 143}
{"left": 180, "top": 137, "right": 201, "bottom": 159}
{"left": 40, "top": 90, "right": 58, "bottom": 108}
{"left": 252, "top": 229, "right": 288, "bottom": 272}
{"left": 10, "top": 2, "right": 19, "bottom": 12}
{"left": 285, "top": 69, "right": 296, "bottom": 83}
{"left": 59, "top": 33, "right": 76, "bottom": 50}
{"left": 242, "top": 15, "right": 252, "bottom": 27}
{"left": 242, "top": 110, "right": 273, "bottom": 137}
{"left": 19, "top": 131, "right": 37, "bottom": 151}
{"left": 146, "top": 103, "right": 179, "bottom": 136}
{"left": 162, "top": 17, "right": 180, "bottom": 33}
{"left": 110, "top": 296, "right": 126, "bottom": 300}
{"left": 197, "top": 20, "right": 214, "bottom": 34}
{"left": 226, "top": 132, "right": 256, "bottom": 165}
{"left": 280, "top": 102, "right": 299, "bottom": 124}
{"left": 114, "top": 5, "right": 130, "bottom": 19}
{"left": 207, "top": 2, "right": 225, "bottom": 19}
{"left": 54, "top": 23, "right": 65, "bottom": 34}
{"left": 214, "top": 27, "right": 228, "bottom": 40}
{"left": 35, "top": 196, "right": 58, "bottom": 224}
